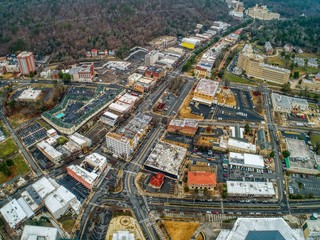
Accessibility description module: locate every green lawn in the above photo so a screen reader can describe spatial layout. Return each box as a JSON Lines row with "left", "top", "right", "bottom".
{"left": 294, "top": 66, "right": 319, "bottom": 75}
{"left": 297, "top": 52, "right": 320, "bottom": 59}
{"left": 0, "top": 153, "right": 30, "bottom": 184}
{"left": 224, "top": 72, "right": 255, "bottom": 85}
{"left": 309, "top": 103, "right": 319, "bottom": 111}
{"left": 37, "top": 119, "right": 52, "bottom": 130}
{"left": 266, "top": 56, "right": 290, "bottom": 68}
{"left": 0, "top": 138, "right": 18, "bottom": 158}
{"left": 310, "top": 134, "right": 320, "bottom": 147}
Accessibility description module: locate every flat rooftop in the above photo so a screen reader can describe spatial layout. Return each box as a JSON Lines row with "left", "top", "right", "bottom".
{"left": 67, "top": 165, "right": 98, "bottom": 185}
{"left": 18, "top": 88, "right": 42, "bottom": 100}
{"left": 229, "top": 152, "right": 264, "bottom": 168}
{"left": 37, "top": 140, "right": 62, "bottom": 160}
{"left": 216, "top": 218, "right": 304, "bottom": 240}
{"left": 227, "top": 181, "right": 275, "bottom": 196}
{"left": 144, "top": 141, "right": 187, "bottom": 178}
{"left": 168, "top": 119, "right": 198, "bottom": 129}
{"left": 228, "top": 138, "right": 257, "bottom": 152}
{"left": 286, "top": 138, "right": 311, "bottom": 160}
{"left": 102, "top": 111, "right": 119, "bottom": 120}
{"left": 194, "top": 79, "right": 219, "bottom": 97}
{"left": 117, "top": 93, "right": 139, "bottom": 106}
{"left": 109, "top": 101, "right": 132, "bottom": 113}
{"left": 21, "top": 225, "right": 60, "bottom": 240}
{"left": 83, "top": 152, "right": 107, "bottom": 171}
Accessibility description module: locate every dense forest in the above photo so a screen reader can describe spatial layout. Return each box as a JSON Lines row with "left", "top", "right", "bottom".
{"left": 242, "top": 17, "right": 320, "bottom": 53}
{"left": 243, "top": 0, "right": 320, "bottom": 17}
{"left": 0, "top": 0, "right": 232, "bottom": 60}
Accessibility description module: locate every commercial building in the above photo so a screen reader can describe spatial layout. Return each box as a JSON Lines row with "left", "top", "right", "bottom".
{"left": 67, "top": 165, "right": 98, "bottom": 189}
{"left": 44, "top": 186, "right": 81, "bottom": 219}
{"left": 272, "top": 93, "right": 309, "bottom": 113}
{"left": 216, "top": 218, "right": 304, "bottom": 240}
{"left": 194, "top": 50, "right": 217, "bottom": 78}
{"left": 167, "top": 119, "right": 198, "bottom": 136}
{"left": 301, "top": 78, "right": 320, "bottom": 91}
{"left": 226, "top": 181, "right": 275, "bottom": 197}
{"left": 144, "top": 66, "right": 165, "bottom": 79}
{"left": 284, "top": 138, "right": 320, "bottom": 175}
{"left": 68, "top": 133, "right": 92, "bottom": 151}
{"left": 302, "top": 214, "right": 320, "bottom": 240}
{"left": 294, "top": 57, "right": 305, "bottom": 67}
{"left": 127, "top": 73, "right": 143, "bottom": 86}
{"left": 144, "top": 141, "right": 187, "bottom": 179}
{"left": 106, "top": 114, "right": 152, "bottom": 159}
{"left": 148, "top": 173, "right": 165, "bottom": 189}
{"left": 246, "top": 4, "right": 280, "bottom": 20}
{"left": 21, "top": 177, "right": 58, "bottom": 211}
{"left": 36, "top": 140, "right": 63, "bottom": 164}
{"left": 145, "top": 50, "right": 159, "bottom": 66}
{"left": 227, "top": 138, "right": 257, "bottom": 153}
{"left": 0, "top": 198, "right": 34, "bottom": 229}
{"left": 17, "top": 51, "right": 36, "bottom": 75}
{"left": 108, "top": 92, "right": 140, "bottom": 114}
{"left": 237, "top": 44, "right": 290, "bottom": 84}
{"left": 192, "top": 79, "right": 219, "bottom": 106}
{"left": 17, "top": 88, "right": 42, "bottom": 102}
{"left": 100, "top": 111, "right": 119, "bottom": 126}
{"left": 83, "top": 152, "right": 107, "bottom": 172}
{"left": 69, "top": 63, "right": 95, "bottom": 82}
{"left": 210, "top": 21, "right": 230, "bottom": 32}
{"left": 133, "top": 77, "right": 156, "bottom": 93}
{"left": 21, "top": 225, "right": 61, "bottom": 240}
{"left": 229, "top": 152, "right": 265, "bottom": 169}
{"left": 187, "top": 171, "right": 217, "bottom": 191}
{"left": 181, "top": 38, "right": 201, "bottom": 49}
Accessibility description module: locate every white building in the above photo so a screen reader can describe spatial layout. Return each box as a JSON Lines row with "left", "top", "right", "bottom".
{"left": 0, "top": 198, "right": 34, "bottom": 229}
{"left": 21, "top": 225, "right": 61, "bottom": 240}
{"left": 105, "top": 132, "right": 132, "bottom": 159}
{"left": 83, "top": 152, "right": 107, "bottom": 172}
{"left": 192, "top": 79, "right": 220, "bottom": 105}
{"left": 227, "top": 181, "right": 275, "bottom": 197}
{"left": 229, "top": 152, "right": 264, "bottom": 169}
{"left": 227, "top": 138, "right": 257, "bottom": 153}
{"left": 21, "top": 177, "right": 58, "bottom": 211}
{"left": 100, "top": 111, "right": 119, "bottom": 126}
{"left": 112, "top": 230, "right": 135, "bottom": 240}
{"left": 128, "top": 73, "right": 143, "bottom": 86}
{"left": 108, "top": 101, "right": 132, "bottom": 114}
{"left": 272, "top": 93, "right": 309, "bottom": 113}
{"left": 68, "top": 133, "right": 92, "bottom": 149}
{"left": 37, "top": 140, "right": 63, "bottom": 164}
{"left": 17, "top": 88, "right": 42, "bottom": 101}
{"left": 216, "top": 218, "right": 304, "bottom": 240}
{"left": 44, "top": 186, "right": 81, "bottom": 219}
{"left": 144, "top": 141, "right": 187, "bottom": 179}
{"left": 145, "top": 50, "right": 159, "bottom": 66}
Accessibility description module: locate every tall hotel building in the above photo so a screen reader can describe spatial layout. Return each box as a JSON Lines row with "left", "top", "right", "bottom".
{"left": 17, "top": 51, "right": 36, "bottom": 75}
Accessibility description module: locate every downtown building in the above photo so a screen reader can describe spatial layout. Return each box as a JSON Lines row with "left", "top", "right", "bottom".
{"left": 17, "top": 51, "right": 36, "bottom": 75}
{"left": 237, "top": 44, "right": 290, "bottom": 84}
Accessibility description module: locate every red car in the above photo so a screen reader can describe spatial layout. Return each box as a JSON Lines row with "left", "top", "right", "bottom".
{"left": 213, "top": 211, "right": 219, "bottom": 214}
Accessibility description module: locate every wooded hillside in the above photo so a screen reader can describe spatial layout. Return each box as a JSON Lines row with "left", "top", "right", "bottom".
{"left": 0, "top": 0, "right": 231, "bottom": 60}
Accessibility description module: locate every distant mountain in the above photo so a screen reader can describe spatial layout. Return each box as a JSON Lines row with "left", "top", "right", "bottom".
{"left": 0, "top": 0, "right": 231, "bottom": 60}
{"left": 243, "top": 0, "right": 320, "bottom": 18}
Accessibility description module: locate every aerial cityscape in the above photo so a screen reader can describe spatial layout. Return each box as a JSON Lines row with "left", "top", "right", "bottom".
{"left": 0, "top": 0, "right": 320, "bottom": 239}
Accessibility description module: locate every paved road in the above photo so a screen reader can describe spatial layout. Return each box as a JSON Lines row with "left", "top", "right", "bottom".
{"left": 0, "top": 96, "right": 43, "bottom": 176}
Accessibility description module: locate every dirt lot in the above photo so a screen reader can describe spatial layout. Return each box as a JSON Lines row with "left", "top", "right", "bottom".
{"left": 162, "top": 220, "right": 199, "bottom": 240}
{"left": 251, "top": 91, "right": 264, "bottom": 115}
{"left": 216, "top": 88, "right": 236, "bottom": 107}
{"left": 179, "top": 91, "right": 204, "bottom": 120}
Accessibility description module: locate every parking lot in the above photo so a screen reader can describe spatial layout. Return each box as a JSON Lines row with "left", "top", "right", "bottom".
{"left": 17, "top": 122, "right": 47, "bottom": 147}
{"left": 189, "top": 88, "right": 264, "bottom": 122}
{"left": 58, "top": 174, "right": 90, "bottom": 202}
{"left": 31, "top": 148, "right": 54, "bottom": 170}
{"left": 227, "top": 165, "right": 275, "bottom": 182}
{"left": 289, "top": 174, "right": 320, "bottom": 197}
{"left": 164, "top": 132, "right": 193, "bottom": 148}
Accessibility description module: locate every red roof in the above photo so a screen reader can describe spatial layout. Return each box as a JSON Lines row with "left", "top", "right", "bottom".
{"left": 149, "top": 173, "right": 165, "bottom": 188}
{"left": 188, "top": 171, "right": 216, "bottom": 186}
